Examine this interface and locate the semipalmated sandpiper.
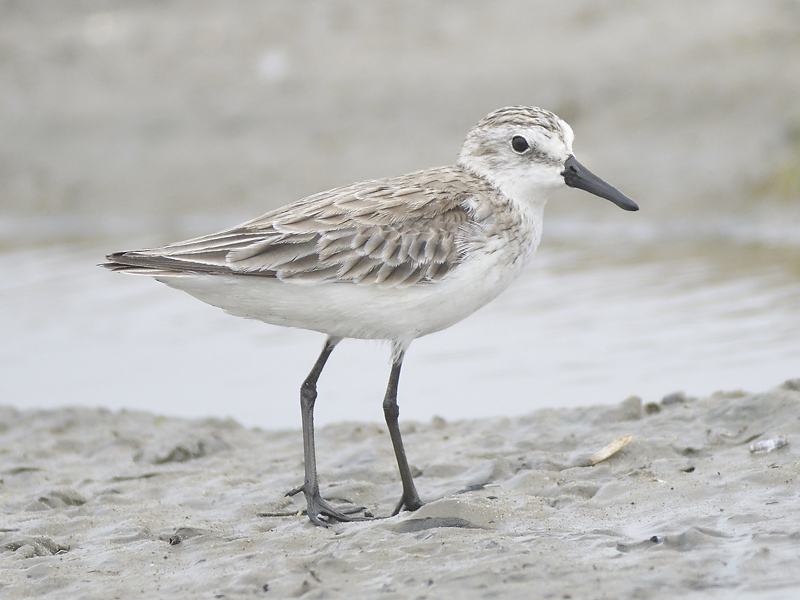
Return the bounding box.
[104,106,638,526]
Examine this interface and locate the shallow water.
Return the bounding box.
[2,213,798,430]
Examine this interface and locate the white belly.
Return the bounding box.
[156,241,533,345]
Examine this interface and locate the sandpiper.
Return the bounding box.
[103,106,638,526]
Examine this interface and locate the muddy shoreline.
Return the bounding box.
[2,381,799,598]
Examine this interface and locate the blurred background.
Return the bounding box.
[1,0,799,429]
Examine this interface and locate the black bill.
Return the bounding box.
[562,155,639,211]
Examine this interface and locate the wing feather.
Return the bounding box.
[104,166,501,288]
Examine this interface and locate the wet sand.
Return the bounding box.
[2,380,799,598]
[2,2,800,597]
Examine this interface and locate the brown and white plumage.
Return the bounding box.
[106,166,488,288]
[103,106,638,526]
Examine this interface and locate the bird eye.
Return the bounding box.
[511,136,530,153]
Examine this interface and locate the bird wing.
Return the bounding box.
[104,166,483,288]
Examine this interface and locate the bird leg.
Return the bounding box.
[382,350,424,515]
[287,336,368,526]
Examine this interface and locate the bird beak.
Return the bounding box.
[561,155,639,211]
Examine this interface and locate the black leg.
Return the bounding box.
[382,348,424,515]
[286,336,367,526]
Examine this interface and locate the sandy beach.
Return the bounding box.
[2,2,800,598]
[2,380,799,598]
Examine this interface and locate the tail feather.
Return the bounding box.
[101,250,232,276]
[100,250,278,278]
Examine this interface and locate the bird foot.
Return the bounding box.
[392,491,424,516]
[286,485,372,527]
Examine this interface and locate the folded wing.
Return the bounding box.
[104,167,477,289]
